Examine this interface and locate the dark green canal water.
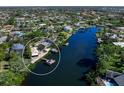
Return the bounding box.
[23,26,100,86]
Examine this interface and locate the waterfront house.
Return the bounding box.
[31,47,39,57]
[64,26,73,31]
[113,42,124,48]
[113,74,124,86]
[106,70,121,79]
[104,70,124,86]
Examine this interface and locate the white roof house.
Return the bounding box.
[113,42,124,47]
[64,26,73,31]
[31,47,39,57]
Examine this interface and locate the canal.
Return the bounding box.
[23,26,100,86]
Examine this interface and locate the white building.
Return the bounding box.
[31,47,39,57]
[113,42,124,48]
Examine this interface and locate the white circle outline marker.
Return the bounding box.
[22,37,61,76]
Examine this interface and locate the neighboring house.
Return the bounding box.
[11,31,25,37]
[105,23,113,27]
[106,70,124,86]
[41,40,52,47]
[106,70,121,79]
[111,29,119,33]
[0,36,7,44]
[110,34,118,39]
[64,26,73,31]
[113,42,124,47]
[114,74,124,86]
[12,43,25,53]
[2,25,14,33]
[39,23,46,27]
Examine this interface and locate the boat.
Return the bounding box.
[51,48,58,53]
[63,42,69,46]
[45,59,56,65]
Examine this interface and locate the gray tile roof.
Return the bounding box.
[106,70,121,78]
[114,74,124,86]
[12,43,25,50]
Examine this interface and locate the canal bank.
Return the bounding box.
[23,26,100,86]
